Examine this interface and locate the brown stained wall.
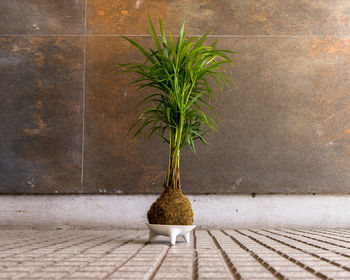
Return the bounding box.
[0,0,349,194]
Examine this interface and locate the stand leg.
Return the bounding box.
[148,230,157,243]
[169,231,178,245]
[183,232,190,243]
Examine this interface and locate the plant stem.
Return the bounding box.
[166,128,173,187]
[165,114,184,190]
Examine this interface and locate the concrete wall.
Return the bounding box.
[1,1,350,194]
[1,195,350,229]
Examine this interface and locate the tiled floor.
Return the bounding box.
[1,229,350,279]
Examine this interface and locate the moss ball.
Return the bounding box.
[147,188,193,225]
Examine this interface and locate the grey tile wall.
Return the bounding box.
[0,0,85,193]
[1,0,349,193]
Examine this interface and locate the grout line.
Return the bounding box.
[293,229,350,242]
[331,229,350,235]
[231,229,327,280]
[80,0,87,193]
[41,232,131,279]
[60,232,145,280]
[234,229,328,279]
[248,229,350,273]
[148,246,171,280]
[220,230,284,280]
[277,229,350,250]
[83,34,348,39]
[0,231,94,255]
[314,229,350,237]
[76,34,313,38]
[102,244,148,280]
[3,232,101,268]
[0,34,86,37]
[322,229,350,238]
[208,230,242,280]
[0,33,349,39]
[7,234,107,278]
[263,229,350,259]
[192,230,198,280]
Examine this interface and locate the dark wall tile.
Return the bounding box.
[1,1,349,194]
[87,0,345,36]
[183,37,350,193]
[0,36,84,193]
[0,0,85,35]
[85,35,350,194]
[181,37,350,194]
[84,36,168,194]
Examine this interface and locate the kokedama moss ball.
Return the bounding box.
[147,188,194,225]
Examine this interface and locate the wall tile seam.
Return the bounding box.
[80,0,87,193]
[0,34,86,37]
[87,34,350,38]
[0,34,349,39]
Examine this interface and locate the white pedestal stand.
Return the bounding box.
[146,224,197,245]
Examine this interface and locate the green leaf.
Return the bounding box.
[176,20,186,50]
[147,14,161,52]
[118,16,236,157]
[185,91,204,111]
[120,36,156,64]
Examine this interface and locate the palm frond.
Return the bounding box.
[118,16,236,153]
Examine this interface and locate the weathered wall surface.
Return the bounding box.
[0,0,85,194]
[0,0,349,194]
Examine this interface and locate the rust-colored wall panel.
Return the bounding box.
[1,0,350,194]
[87,0,348,36]
[181,37,350,194]
[0,36,84,193]
[84,36,168,194]
[85,36,350,194]
[0,0,85,35]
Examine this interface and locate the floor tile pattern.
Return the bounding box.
[1,229,350,279]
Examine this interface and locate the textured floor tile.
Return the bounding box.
[1,229,350,279]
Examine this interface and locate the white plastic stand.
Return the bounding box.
[146,224,196,245]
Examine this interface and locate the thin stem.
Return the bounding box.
[165,114,184,190]
[166,128,173,186]
[122,18,235,192]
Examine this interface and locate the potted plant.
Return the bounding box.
[118,16,235,244]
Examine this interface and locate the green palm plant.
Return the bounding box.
[118,16,235,225]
